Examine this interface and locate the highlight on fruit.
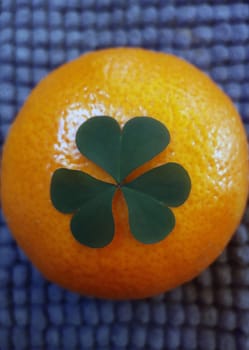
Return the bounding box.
[50,116,191,248]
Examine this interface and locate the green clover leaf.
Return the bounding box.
[50,116,191,248]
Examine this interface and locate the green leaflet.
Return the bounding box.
[76,116,169,182]
[50,116,191,248]
[126,163,191,207]
[71,187,116,248]
[122,187,175,244]
[50,169,116,247]
[50,168,114,213]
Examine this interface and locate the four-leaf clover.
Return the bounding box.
[50,116,191,248]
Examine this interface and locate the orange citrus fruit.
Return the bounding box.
[1,48,248,299]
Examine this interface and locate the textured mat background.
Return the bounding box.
[1,1,249,349]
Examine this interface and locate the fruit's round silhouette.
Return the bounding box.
[1,48,248,299]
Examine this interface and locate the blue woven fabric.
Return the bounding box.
[1,1,249,349]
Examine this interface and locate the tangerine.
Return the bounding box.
[1,48,248,299]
